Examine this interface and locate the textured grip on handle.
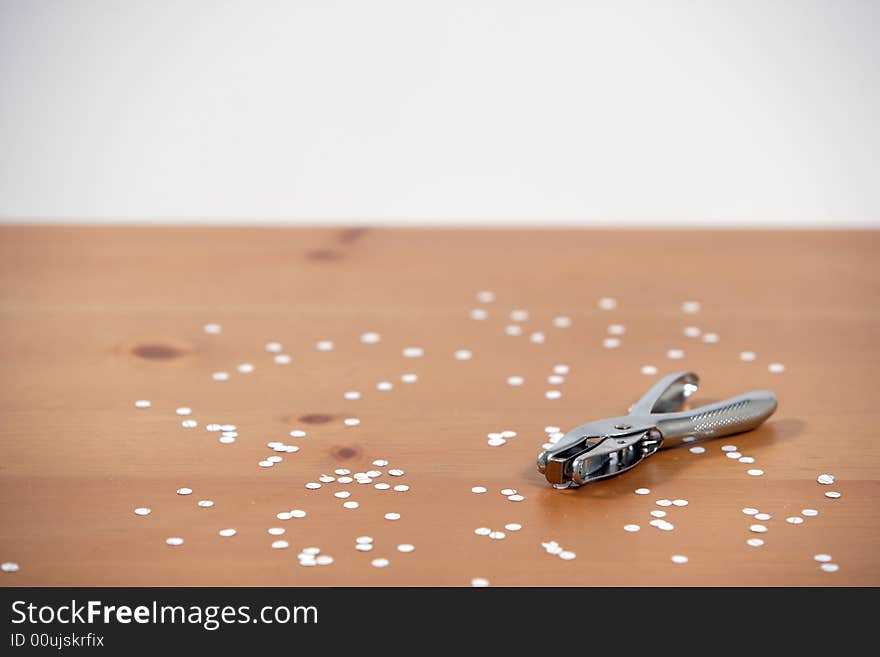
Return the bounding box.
[655,391,777,446]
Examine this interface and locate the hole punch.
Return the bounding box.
[537,371,777,487]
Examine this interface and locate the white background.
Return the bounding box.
[1,0,877,226]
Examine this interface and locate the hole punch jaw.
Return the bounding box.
[538,419,660,487]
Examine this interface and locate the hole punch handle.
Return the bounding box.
[629,371,700,416]
[655,391,778,447]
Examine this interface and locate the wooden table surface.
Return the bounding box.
[0,226,877,587]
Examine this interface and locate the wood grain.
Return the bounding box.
[0,226,877,586]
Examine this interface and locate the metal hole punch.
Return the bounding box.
[537,371,777,487]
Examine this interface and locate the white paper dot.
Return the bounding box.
[176,487,193,496]
[666,349,684,360]
[747,469,764,477]
[265,342,282,353]
[197,500,214,508]
[258,460,274,468]
[506,375,524,386]
[403,347,424,358]
[343,501,359,509]
[786,516,804,525]
[237,363,254,373]
[624,524,641,532]
[603,337,620,349]
[749,524,768,533]
[175,407,192,416]
[702,332,720,343]
[754,513,771,521]
[510,309,529,321]
[204,322,222,334]
[474,527,491,536]
[471,577,490,587]
[181,419,197,428]
[738,456,755,464]
[530,332,545,344]
[817,473,835,485]
[476,290,495,303]
[689,446,705,454]
[454,349,473,360]
[316,340,334,351]
[470,308,488,320]
[671,555,688,564]
[377,381,393,391]
[344,418,360,426]
[165,537,184,546]
[271,540,289,549]
[559,551,576,560]
[742,508,759,516]
[598,297,617,310]
[133,507,151,516]
[683,326,701,338]
[505,324,523,336]
[825,491,841,499]
[505,523,522,531]
[401,373,418,383]
[507,494,525,502]
[471,486,487,494]
[672,499,688,507]
[397,543,415,553]
[739,351,756,362]
[552,316,572,328]
[212,371,229,381]
[371,558,390,568]
[768,362,785,373]
[274,354,291,365]
[656,499,672,507]
[634,488,651,495]
[820,563,839,572]
[545,390,562,400]
[218,528,237,537]
[747,538,764,547]
[134,400,151,409]
[393,485,410,492]
[814,554,832,563]
[344,391,361,400]
[640,365,658,375]
[360,332,381,344]
[650,510,667,518]
[268,528,285,536]
[384,513,400,521]
[682,301,700,314]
